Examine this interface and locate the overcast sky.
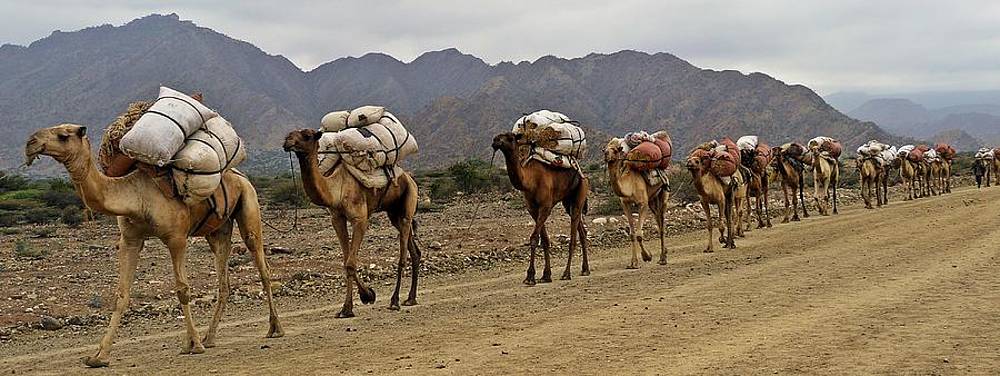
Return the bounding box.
[2,0,998,95]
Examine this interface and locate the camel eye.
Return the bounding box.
[58,134,70,142]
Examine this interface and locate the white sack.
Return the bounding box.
[318,112,418,172]
[898,145,916,158]
[171,117,246,204]
[344,163,405,189]
[976,148,995,159]
[528,146,579,170]
[347,106,385,128]
[513,110,572,133]
[539,122,587,158]
[736,136,758,151]
[120,86,218,166]
[808,136,835,150]
[321,111,350,132]
[316,131,344,174]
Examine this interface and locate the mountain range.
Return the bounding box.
[845,98,1000,149]
[1,13,901,175]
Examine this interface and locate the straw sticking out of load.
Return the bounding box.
[511,110,587,170]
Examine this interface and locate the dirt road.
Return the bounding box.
[4,186,1000,375]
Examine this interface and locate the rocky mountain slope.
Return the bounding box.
[1,13,900,173]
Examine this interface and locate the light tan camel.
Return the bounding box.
[856,157,883,209]
[283,129,420,315]
[802,151,840,215]
[930,160,947,195]
[770,146,809,222]
[917,160,936,197]
[899,158,920,200]
[604,139,669,268]
[24,124,283,367]
[685,149,746,252]
[492,133,590,284]
[993,155,1000,186]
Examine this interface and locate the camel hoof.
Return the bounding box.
[335,309,355,318]
[766,223,773,228]
[267,320,284,338]
[703,248,714,253]
[626,264,639,270]
[560,271,572,280]
[580,270,591,277]
[523,278,536,286]
[641,252,653,262]
[202,336,216,349]
[388,303,401,311]
[402,298,418,306]
[359,287,376,305]
[83,356,110,368]
[539,276,552,284]
[658,259,668,266]
[781,218,790,224]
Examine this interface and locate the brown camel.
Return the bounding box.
[492,133,590,284]
[283,129,420,315]
[803,150,840,215]
[604,138,669,268]
[993,153,1000,186]
[856,157,883,209]
[742,143,773,230]
[770,146,809,222]
[917,160,936,197]
[899,158,920,200]
[973,157,991,188]
[24,124,283,367]
[930,159,948,195]
[685,149,746,252]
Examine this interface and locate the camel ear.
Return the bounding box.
[311,130,324,141]
[77,127,87,137]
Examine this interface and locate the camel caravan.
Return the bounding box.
[21,89,988,367]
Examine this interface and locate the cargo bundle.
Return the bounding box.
[316,106,418,189]
[511,110,587,170]
[98,87,245,204]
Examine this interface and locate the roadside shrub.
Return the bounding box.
[0,173,32,193]
[23,207,61,225]
[60,207,84,227]
[591,196,622,216]
[0,189,43,201]
[13,240,46,259]
[668,170,700,205]
[266,180,307,208]
[429,178,459,201]
[447,159,507,194]
[40,187,82,208]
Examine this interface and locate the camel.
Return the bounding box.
[973,157,991,188]
[856,157,883,209]
[802,150,840,215]
[742,144,773,230]
[685,149,747,252]
[604,139,669,268]
[492,133,590,284]
[770,146,809,222]
[930,159,948,195]
[992,154,1000,186]
[283,129,420,315]
[24,124,283,367]
[899,158,920,200]
[918,160,937,197]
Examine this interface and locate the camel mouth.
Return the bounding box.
[23,138,45,167]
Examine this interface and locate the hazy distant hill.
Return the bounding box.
[1,13,901,174]
[928,129,982,151]
[846,97,1000,148]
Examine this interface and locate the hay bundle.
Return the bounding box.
[98,101,152,177]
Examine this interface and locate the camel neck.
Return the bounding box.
[500,146,526,191]
[606,161,627,197]
[295,150,334,206]
[62,143,135,216]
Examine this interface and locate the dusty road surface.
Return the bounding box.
[4,186,1000,375]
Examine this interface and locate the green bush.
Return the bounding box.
[0,173,33,194]
[0,211,21,228]
[13,240,46,259]
[40,188,82,208]
[23,207,61,225]
[0,199,43,211]
[447,159,507,193]
[60,207,84,227]
[0,189,44,201]
[429,178,459,200]
[267,180,307,208]
[592,196,622,216]
[668,170,700,205]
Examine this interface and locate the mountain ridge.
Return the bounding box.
[1,13,903,174]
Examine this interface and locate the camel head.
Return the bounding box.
[685,148,712,172]
[604,138,625,163]
[24,124,89,166]
[491,132,521,154]
[283,129,322,154]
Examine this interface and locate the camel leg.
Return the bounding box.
[781,182,792,223]
[523,201,545,286]
[203,223,234,348]
[331,214,357,318]
[832,162,840,214]
[386,212,412,310]
[578,208,591,276]
[83,222,142,368]
[539,225,553,283]
[654,192,668,265]
[348,217,377,307]
[723,188,736,249]
[637,202,653,263]
[799,173,810,218]
[763,177,773,227]
[702,200,714,253]
[561,204,579,280]
[234,195,284,337]
[164,235,206,355]
[622,200,640,269]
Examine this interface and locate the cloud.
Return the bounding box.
[1,0,998,94]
